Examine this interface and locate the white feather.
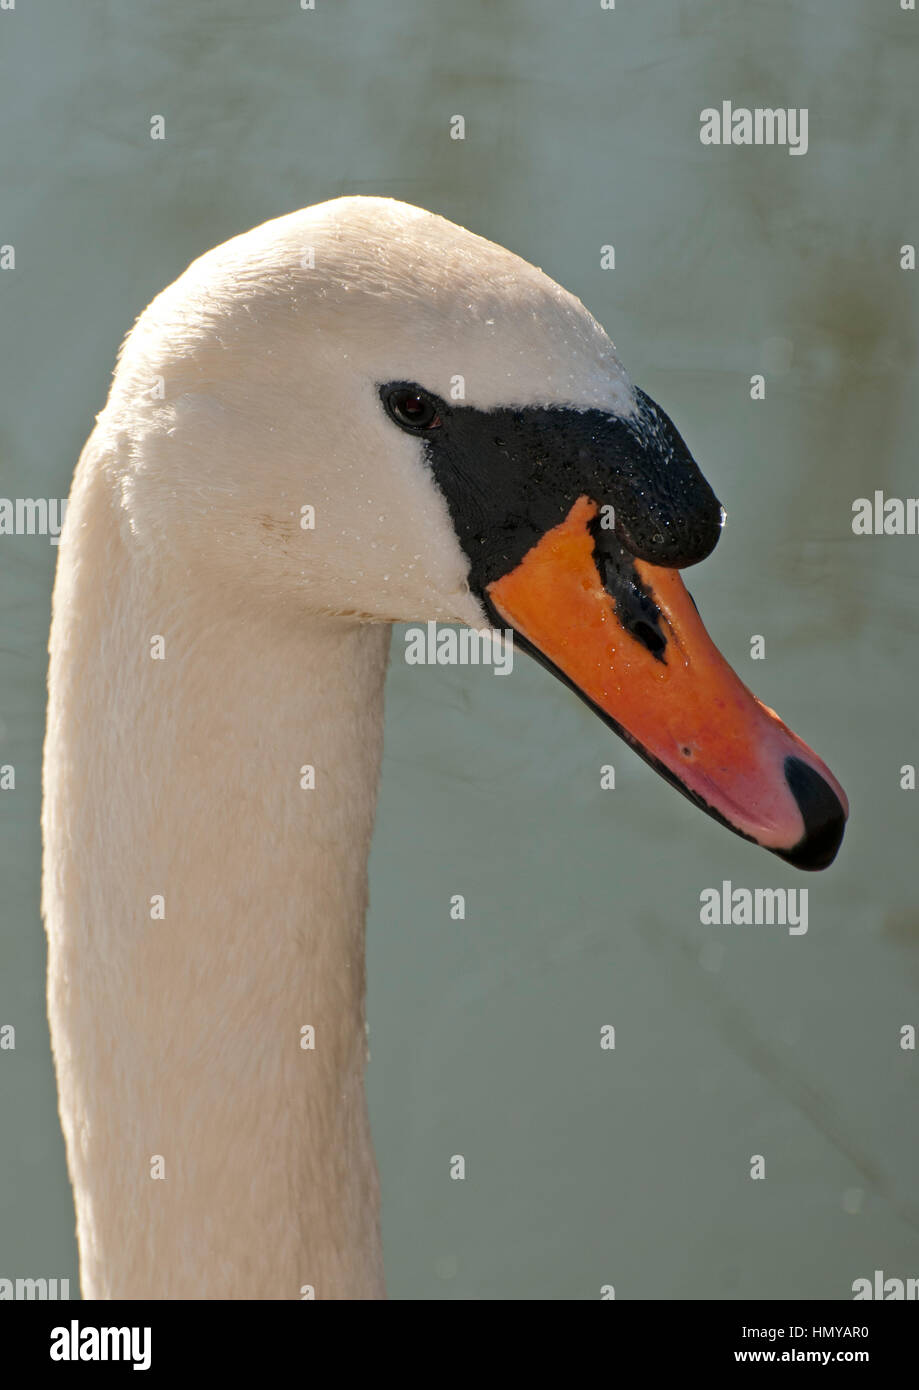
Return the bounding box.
[42,197,635,1298]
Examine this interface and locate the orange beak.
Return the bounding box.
[487,496,847,869]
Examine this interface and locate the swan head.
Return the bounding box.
[103,195,847,868]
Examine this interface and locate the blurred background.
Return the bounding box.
[1,0,917,1299]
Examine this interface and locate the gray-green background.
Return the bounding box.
[1,0,917,1299]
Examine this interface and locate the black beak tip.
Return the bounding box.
[774,755,847,871]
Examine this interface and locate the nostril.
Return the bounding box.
[776,756,847,871]
[631,619,666,659]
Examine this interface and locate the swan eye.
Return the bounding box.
[382,385,443,433]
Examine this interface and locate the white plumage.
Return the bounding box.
[42,197,639,1298]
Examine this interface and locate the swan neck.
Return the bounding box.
[44,471,391,1298]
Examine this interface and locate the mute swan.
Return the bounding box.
[42,196,847,1300]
